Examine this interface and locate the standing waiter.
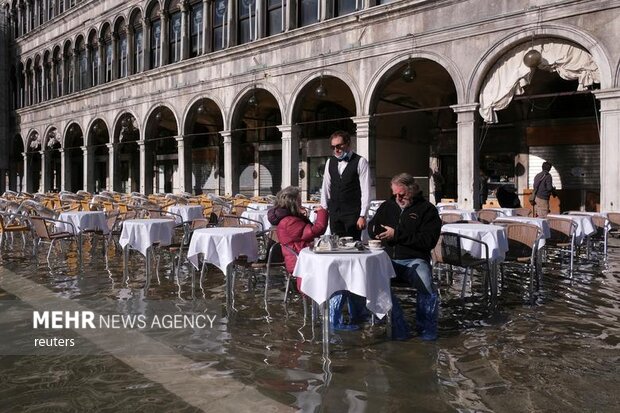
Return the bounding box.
[320,130,371,328]
[320,130,371,239]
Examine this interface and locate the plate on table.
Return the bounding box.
[368,246,384,251]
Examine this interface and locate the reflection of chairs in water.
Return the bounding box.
[433,232,491,299]
[546,217,577,274]
[496,223,542,296]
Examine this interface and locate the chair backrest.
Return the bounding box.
[439,232,464,266]
[514,207,532,217]
[590,215,608,238]
[441,212,462,224]
[504,223,541,261]
[439,204,457,210]
[28,216,52,240]
[478,210,499,224]
[547,218,577,243]
[607,212,620,229]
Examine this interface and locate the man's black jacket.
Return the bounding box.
[368,193,442,262]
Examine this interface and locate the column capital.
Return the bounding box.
[220,130,232,143]
[175,135,185,143]
[351,115,372,125]
[594,88,620,111]
[106,143,115,150]
[277,124,300,137]
[450,103,479,114]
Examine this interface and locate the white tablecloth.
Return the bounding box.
[118,218,176,256]
[494,216,550,248]
[167,205,204,224]
[484,207,517,217]
[442,223,509,261]
[567,211,610,230]
[440,209,478,221]
[293,247,395,319]
[186,227,259,273]
[547,214,596,244]
[57,211,109,235]
[247,202,272,211]
[240,210,272,231]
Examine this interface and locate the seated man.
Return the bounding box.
[368,173,442,340]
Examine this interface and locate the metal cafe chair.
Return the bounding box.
[0,211,31,251]
[28,215,79,263]
[497,223,542,296]
[608,212,620,238]
[589,215,610,257]
[545,217,578,274]
[435,232,492,299]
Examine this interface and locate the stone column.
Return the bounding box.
[22,152,29,192]
[352,115,373,198]
[25,1,31,32]
[40,150,48,192]
[226,0,235,47]
[278,124,300,189]
[107,143,116,191]
[175,136,191,193]
[180,0,190,60]
[139,140,148,194]
[83,146,93,192]
[594,88,620,212]
[451,103,479,210]
[221,130,234,196]
[60,148,67,191]
[160,11,169,66]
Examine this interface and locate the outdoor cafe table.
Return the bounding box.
[494,216,551,248]
[247,202,271,211]
[118,218,177,288]
[293,247,395,352]
[186,227,259,305]
[547,214,596,245]
[167,205,204,225]
[483,207,518,217]
[240,209,272,231]
[441,223,509,298]
[57,211,109,263]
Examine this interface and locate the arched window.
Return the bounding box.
[64,44,74,94]
[150,6,162,69]
[48,0,54,20]
[238,0,257,45]
[43,54,52,100]
[266,0,285,36]
[38,0,44,25]
[212,0,226,51]
[189,1,203,57]
[299,0,319,27]
[88,32,99,87]
[102,26,113,82]
[35,58,43,103]
[168,9,182,64]
[334,0,356,17]
[130,11,144,74]
[25,60,33,105]
[53,48,63,97]
[76,37,88,90]
[117,20,128,78]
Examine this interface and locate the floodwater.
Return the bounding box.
[0,236,619,412]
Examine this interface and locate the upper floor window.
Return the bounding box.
[190,3,203,57]
[118,26,128,78]
[77,46,88,90]
[267,0,285,36]
[212,0,227,51]
[335,0,357,17]
[169,11,182,64]
[134,28,144,73]
[238,0,257,45]
[151,20,161,68]
[299,0,319,27]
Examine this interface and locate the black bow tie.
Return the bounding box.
[338,156,350,162]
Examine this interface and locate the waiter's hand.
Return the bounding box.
[356,217,366,230]
[377,225,395,240]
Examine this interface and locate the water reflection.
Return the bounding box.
[0,237,619,411]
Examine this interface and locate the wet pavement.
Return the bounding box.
[0,236,619,412]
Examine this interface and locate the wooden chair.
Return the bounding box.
[513,207,532,217]
[477,209,500,224]
[440,212,464,225]
[589,215,609,257]
[608,212,620,238]
[546,217,578,274]
[0,211,31,251]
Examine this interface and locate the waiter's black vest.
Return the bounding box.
[327,153,361,216]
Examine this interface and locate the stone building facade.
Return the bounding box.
[2,0,620,211]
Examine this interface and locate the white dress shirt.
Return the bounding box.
[320,152,371,217]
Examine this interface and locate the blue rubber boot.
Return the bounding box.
[416,291,439,341]
[348,293,370,324]
[329,292,359,331]
[390,294,411,341]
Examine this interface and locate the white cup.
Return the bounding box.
[368,240,382,249]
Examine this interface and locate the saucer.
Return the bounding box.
[368,246,384,250]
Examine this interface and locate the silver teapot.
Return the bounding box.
[315,234,339,251]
